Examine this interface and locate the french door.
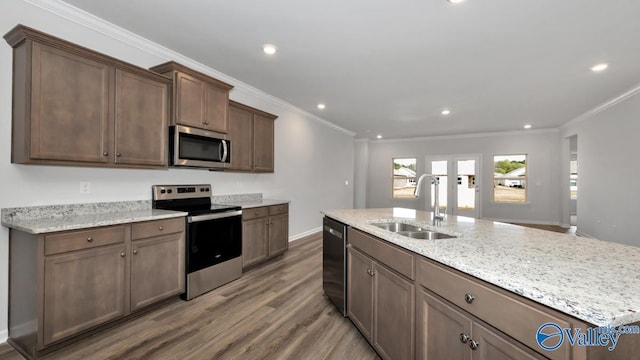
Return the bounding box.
[424,155,481,218]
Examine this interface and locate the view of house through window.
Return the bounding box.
[493,155,527,203]
[393,158,417,198]
[570,160,578,200]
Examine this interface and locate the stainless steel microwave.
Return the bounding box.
[170,125,231,169]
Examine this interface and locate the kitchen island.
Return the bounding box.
[322,208,640,360]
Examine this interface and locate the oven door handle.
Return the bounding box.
[188,210,243,223]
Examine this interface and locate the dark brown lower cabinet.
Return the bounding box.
[43,243,127,346]
[416,288,544,360]
[8,217,185,359]
[347,246,415,360]
[241,204,289,270]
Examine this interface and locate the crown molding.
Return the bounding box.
[562,83,640,129]
[367,127,559,144]
[23,0,356,137]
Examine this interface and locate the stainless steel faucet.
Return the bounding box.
[414,174,444,220]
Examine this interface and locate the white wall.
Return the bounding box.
[0,0,354,341]
[364,130,563,224]
[562,89,640,246]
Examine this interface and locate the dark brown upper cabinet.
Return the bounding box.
[4,25,170,169]
[149,61,233,134]
[228,100,277,173]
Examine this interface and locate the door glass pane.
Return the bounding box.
[431,161,447,210]
[457,160,476,211]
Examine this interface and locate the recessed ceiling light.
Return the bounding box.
[448,0,465,4]
[263,44,277,55]
[590,63,608,72]
[441,109,451,115]
[377,135,382,139]
[524,124,532,129]
[317,103,326,110]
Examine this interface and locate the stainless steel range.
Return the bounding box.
[152,184,242,300]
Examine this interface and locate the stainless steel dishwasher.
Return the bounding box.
[322,216,348,316]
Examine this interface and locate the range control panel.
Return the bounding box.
[152,184,211,201]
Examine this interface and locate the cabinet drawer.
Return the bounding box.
[348,228,414,280]
[269,203,288,215]
[131,217,185,240]
[416,258,572,360]
[45,226,126,255]
[243,206,269,220]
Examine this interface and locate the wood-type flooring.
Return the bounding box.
[0,232,379,360]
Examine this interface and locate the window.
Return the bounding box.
[570,160,578,200]
[393,158,417,198]
[493,154,527,203]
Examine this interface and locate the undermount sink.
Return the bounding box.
[397,230,456,240]
[370,222,457,240]
[370,222,425,232]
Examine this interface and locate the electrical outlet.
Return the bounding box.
[80,182,91,194]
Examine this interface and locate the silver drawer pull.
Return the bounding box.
[464,293,475,304]
[86,237,93,242]
[133,249,138,255]
[459,333,469,344]
[469,339,479,350]
[158,226,164,231]
[120,252,126,257]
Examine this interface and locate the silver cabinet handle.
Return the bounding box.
[86,237,93,242]
[120,252,126,257]
[159,226,164,231]
[459,333,469,344]
[133,249,138,255]
[116,153,121,157]
[465,293,475,304]
[103,151,108,156]
[469,339,479,350]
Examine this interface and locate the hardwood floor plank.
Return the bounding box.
[0,232,379,360]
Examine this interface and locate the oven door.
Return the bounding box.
[186,211,242,274]
[171,125,231,168]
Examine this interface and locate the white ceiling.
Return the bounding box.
[62,0,640,139]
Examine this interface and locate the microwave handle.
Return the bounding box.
[222,140,228,162]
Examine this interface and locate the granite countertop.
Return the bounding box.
[2,201,187,234]
[322,207,640,327]
[211,193,289,209]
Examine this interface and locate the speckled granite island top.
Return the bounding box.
[321,208,640,327]
[2,201,187,234]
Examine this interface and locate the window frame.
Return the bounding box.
[392,157,417,199]
[492,154,528,204]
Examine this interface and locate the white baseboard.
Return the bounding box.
[482,218,562,226]
[575,230,593,238]
[0,328,7,344]
[289,227,322,242]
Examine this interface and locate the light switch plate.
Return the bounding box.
[80,182,91,194]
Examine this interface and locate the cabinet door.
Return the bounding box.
[114,69,169,166]
[30,43,110,163]
[130,233,185,311]
[373,263,415,360]
[204,83,229,133]
[472,322,546,360]
[43,244,127,346]
[242,217,269,269]
[228,104,254,171]
[347,247,373,340]
[253,114,274,172]
[416,288,472,360]
[174,72,205,128]
[268,213,289,257]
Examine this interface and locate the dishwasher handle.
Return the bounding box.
[324,225,343,240]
